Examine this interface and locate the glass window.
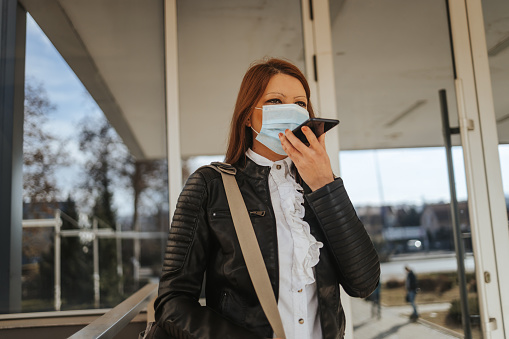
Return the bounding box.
[20,14,168,312]
[330,0,481,337]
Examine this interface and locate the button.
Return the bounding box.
[297,289,303,293]
[276,164,282,170]
[298,318,304,324]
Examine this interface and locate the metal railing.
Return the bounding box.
[22,210,166,310]
[69,283,158,339]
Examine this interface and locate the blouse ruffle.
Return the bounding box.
[277,178,323,292]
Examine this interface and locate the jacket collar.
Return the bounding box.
[233,152,312,194]
[234,154,271,181]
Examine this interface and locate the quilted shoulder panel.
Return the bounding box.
[162,170,209,274]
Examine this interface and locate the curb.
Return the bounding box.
[388,252,473,262]
[417,317,464,338]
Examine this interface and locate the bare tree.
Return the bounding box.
[78,116,134,216]
[78,116,134,305]
[78,114,169,295]
[23,80,67,205]
[131,159,168,231]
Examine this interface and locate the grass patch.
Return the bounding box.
[381,271,476,307]
[381,284,461,307]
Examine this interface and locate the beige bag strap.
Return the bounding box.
[219,170,287,339]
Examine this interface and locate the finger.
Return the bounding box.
[318,132,326,149]
[301,126,321,149]
[284,128,309,154]
[278,133,300,160]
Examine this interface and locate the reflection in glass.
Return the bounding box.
[21,17,169,312]
[330,0,481,337]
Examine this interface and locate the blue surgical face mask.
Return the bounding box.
[251,103,309,155]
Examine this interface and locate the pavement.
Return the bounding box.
[351,297,461,339]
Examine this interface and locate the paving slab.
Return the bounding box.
[351,297,460,339]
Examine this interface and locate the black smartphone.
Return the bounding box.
[292,118,340,144]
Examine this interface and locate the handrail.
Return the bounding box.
[69,283,158,339]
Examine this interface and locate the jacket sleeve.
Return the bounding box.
[304,177,380,298]
[154,170,263,339]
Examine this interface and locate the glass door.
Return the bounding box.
[480,0,509,225]
[328,0,481,337]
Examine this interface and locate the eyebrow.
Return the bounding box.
[265,92,307,99]
[266,92,286,97]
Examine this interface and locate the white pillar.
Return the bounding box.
[116,222,124,295]
[448,0,508,337]
[164,0,182,223]
[301,0,351,337]
[301,0,340,174]
[134,233,140,289]
[93,218,100,309]
[54,210,62,311]
[464,1,509,335]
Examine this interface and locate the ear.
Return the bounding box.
[246,117,251,127]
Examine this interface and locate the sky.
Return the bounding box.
[25,15,509,215]
[25,15,135,216]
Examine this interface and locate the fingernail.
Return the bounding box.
[278,133,283,138]
[303,126,309,131]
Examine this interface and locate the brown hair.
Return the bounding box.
[224,58,316,165]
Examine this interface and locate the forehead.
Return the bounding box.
[264,73,306,96]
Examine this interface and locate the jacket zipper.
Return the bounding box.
[219,290,228,312]
[212,210,266,218]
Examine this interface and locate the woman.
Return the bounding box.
[153,58,380,339]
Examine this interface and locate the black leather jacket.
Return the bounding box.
[154,158,380,339]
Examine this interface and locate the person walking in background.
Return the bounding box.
[405,265,419,321]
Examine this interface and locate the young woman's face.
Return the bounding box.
[248,73,308,160]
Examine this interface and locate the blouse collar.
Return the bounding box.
[246,148,293,169]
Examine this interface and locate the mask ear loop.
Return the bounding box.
[250,106,263,135]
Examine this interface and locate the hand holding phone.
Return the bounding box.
[292,118,339,144]
[281,118,338,191]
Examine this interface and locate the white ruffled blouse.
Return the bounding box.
[246,149,323,339]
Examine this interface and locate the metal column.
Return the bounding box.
[93,218,100,309]
[54,210,62,311]
[439,89,472,339]
[0,0,26,314]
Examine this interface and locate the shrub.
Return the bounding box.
[468,278,477,293]
[447,296,480,325]
[385,279,404,289]
[436,274,454,294]
[416,277,435,292]
[418,274,453,294]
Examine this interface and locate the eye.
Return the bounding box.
[265,98,282,105]
[295,101,307,108]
